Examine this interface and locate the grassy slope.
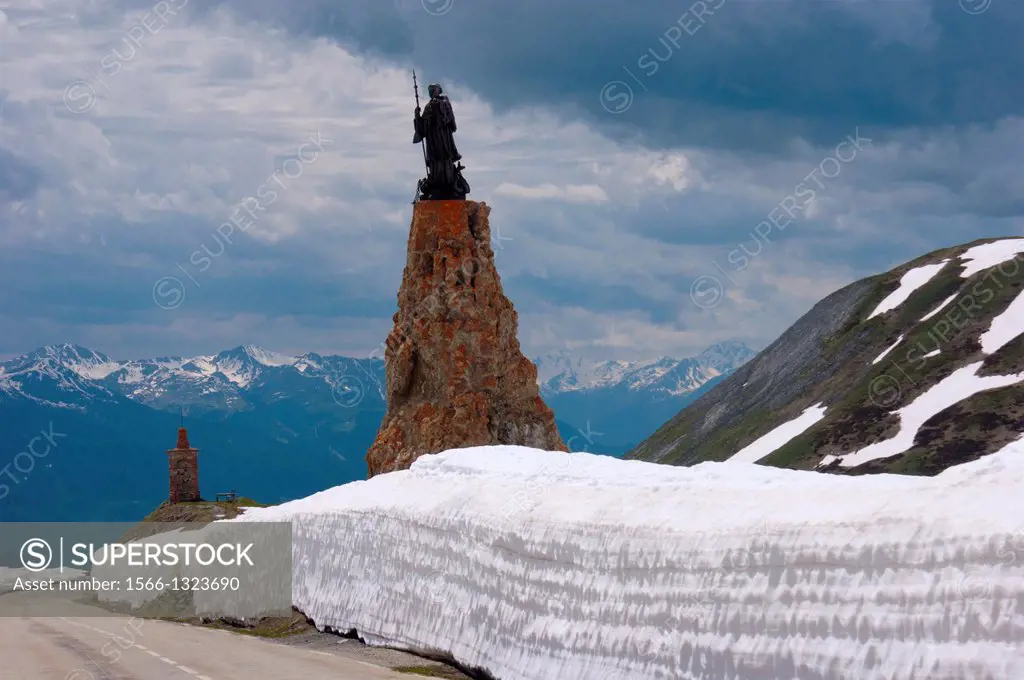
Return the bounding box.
[630,238,1024,474]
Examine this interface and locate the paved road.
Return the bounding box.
[0,609,412,680]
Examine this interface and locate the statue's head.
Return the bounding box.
[428,83,443,98]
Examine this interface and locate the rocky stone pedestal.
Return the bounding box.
[366,200,566,477]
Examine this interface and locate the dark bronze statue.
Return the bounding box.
[413,74,470,201]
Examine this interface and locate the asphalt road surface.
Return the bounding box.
[0,610,417,680]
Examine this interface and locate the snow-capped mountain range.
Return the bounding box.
[535,340,756,397]
[1,340,756,414]
[0,344,384,414]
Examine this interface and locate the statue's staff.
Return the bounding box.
[413,70,427,171]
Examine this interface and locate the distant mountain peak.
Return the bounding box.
[534,341,757,398]
[16,344,118,381]
[697,340,758,373]
[0,343,119,404]
[31,342,110,362]
[216,345,299,368]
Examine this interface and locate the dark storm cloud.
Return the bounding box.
[614,195,785,247]
[179,0,1024,152]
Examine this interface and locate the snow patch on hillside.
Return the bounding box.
[959,238,1024,278]
[871,334,904,365]
[228,442,1024,680]
[980,288,1024,355]
[113,364,147,385]
[68,358,121,380]
[294,356,322,373]
[920,292,959,322]
[868,260,949,319]
[185,356,218,376]
[834,362,1024,468]
[215,357,256,387]
[726,403,827,464]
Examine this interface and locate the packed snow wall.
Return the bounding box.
[234,443,1024,680]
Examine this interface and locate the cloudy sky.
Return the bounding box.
[0,0,1021,361]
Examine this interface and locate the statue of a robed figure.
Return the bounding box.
[413,75,470,201]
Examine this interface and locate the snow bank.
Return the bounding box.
[233,443,1024,680]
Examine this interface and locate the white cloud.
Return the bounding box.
[493,182,608,204]
[645,153,701,192]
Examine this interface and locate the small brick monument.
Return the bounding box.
[167,426,200,504]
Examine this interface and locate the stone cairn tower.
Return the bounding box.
[167,427,200,504]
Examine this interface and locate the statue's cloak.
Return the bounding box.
[414,95,461,164]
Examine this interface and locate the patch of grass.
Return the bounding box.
[202,611,312,638]
[141,497,266,522]
[639,407,707,465]
[758,429,821,469]
[122,498,267,542]
[819,276,891,358]
[392,666,466,679]
[158,609,314,638]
